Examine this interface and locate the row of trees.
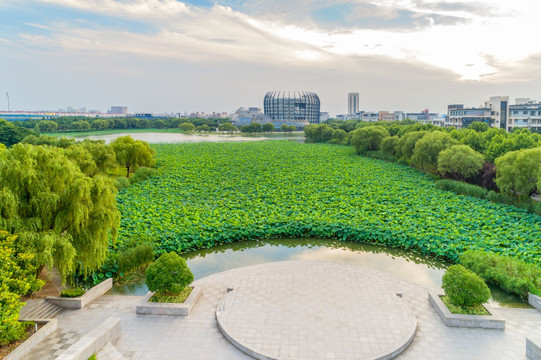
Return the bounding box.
[305,121,541,200]
[17,117,229,134]
[178,121,296,134]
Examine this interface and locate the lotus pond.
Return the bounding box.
[117,141,541,265]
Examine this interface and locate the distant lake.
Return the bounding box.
[68,132,304,144]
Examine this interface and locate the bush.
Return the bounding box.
[129,167,158,185]
[441,265,490,307]
[118,243,155,273]
[435,180,488,199]
[60,287,86,298]
[146,252,194,295]
[461,250,541,299]
[116,176,130,190]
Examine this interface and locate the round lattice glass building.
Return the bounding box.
[264,91,320,126]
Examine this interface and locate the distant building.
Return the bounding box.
[445,96,509,130]
[231,107,271,126]
[508,100,541,132]
[320,112,330,122]
[348,93,359,115]
[110,106,128,115]
[264,91,320,127]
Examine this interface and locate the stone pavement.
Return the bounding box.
[21,260,541,359]
[216,262,417,360]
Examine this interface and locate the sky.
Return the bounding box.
[1,0,541,115]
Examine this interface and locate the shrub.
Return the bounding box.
[116,176,130,190]
[461,250,541,299]
[441,265,490,307]
[129,167,158,185]
[435,180,488,199]
[146,252,194,295]
[118,243,155,273]
[60,288,86,298]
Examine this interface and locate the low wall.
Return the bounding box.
[5,319,57,360]
[136,286,202,316]
[529,293,541,312]
[46,278,112,309]
[428,292,505,330]
[56,317,121,360]
[527,335,541,360]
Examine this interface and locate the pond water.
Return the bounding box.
[108,238,528,308]
[70,132,304,144]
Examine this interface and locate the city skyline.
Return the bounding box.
[1,0,541,115]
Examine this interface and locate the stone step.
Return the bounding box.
[97,342,128,360]
[19,299,63,320]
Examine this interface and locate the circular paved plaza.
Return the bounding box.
[216,261,417,360]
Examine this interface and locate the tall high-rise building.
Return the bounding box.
[348,93,359,115]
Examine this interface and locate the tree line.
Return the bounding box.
[305,121,541,209]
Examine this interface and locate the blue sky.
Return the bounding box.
[1,0,540,115]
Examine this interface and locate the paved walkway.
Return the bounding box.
[21,260,541,359]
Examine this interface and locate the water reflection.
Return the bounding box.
[108,238,528,307]
[70,132,304,144]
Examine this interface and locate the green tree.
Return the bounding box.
[21,135,76,148]
[437,145,484,180]
[64,145,98,177]
[411,131,458,170]
[495,147,541,198]
[79,140,117,174]
[178,123,196,132]
[241,123,262,133]
[381,136,399,157]
[91,119,109,131]
[287,125,296,132]
[0,145,120,279]
[468,121,489,132]
[331,129,347,143]
[196,124,210,132]
[262,123,275,133]
[304,124,333,143]
[34,120,58,133]
[396,131,427,160]
[217,122,237,133]
[0,231,43,345]
[110,136,155,178]
[0,119,35,147]
[70,120,91,131]
[153,120,166,129]
[350,126,390,153]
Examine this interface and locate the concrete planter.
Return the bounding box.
[529,293,541,311]
[136,286,202,316]
[46,278,112,309]
[5,319,57,360]
[428,291,505,329]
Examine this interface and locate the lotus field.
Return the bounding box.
[117,141,541,265]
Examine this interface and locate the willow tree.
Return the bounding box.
[110,136,155,177]
[0,144,120,279]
